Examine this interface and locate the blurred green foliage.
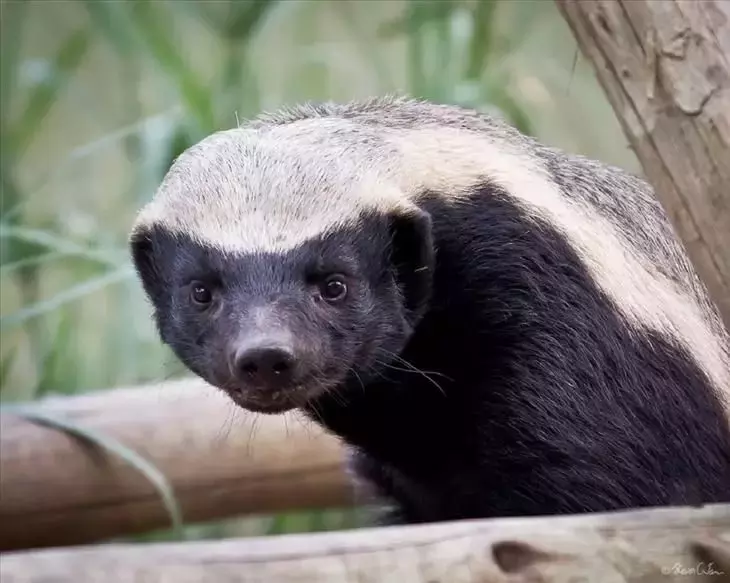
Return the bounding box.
[0,0,638,541]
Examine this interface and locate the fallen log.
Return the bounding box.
[0,378,351,551]
[1,503,728,582]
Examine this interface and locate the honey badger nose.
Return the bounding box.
[231,343,297,390]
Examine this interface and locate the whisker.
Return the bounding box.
[314,374,348,407]
[306,398,325,425]
[293,411,315,438]
[350,368,366,393]
[213,404,237,444]
[374,350,449,397]
[381,350,453,381]
[245,414,260,457]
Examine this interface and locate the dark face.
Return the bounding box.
[130,209,434,413]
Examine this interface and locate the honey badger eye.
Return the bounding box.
[191,282,212,305]
[321,275,347,301]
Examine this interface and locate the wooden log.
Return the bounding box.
[0,378,351,551]
[554,0,730,331]
[1,503,728,582]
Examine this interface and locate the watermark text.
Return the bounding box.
[662,562,726,577]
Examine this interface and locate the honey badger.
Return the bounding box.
[130,97,730,523]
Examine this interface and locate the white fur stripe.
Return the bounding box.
[390,128,730,403]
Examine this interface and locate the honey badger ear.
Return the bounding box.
[129,224,166,306]
[388,207,434,324]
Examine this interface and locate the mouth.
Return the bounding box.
[204,360,350,415]
[229,393,295,414]
[219,381,329,415]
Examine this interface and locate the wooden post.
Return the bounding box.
[1,503,728,582]
[0,378,351,551]
[555,0,730,330]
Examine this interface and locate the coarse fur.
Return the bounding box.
[130,96,730,523]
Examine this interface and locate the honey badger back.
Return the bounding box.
[131,97,730,523]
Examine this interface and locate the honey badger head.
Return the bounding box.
[129,122,434,413]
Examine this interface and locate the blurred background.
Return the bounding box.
[0,0,639,541]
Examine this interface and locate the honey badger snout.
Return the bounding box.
[229,340,298,390]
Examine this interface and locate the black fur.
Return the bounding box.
[308,185,730,522]
[132,181,730,523]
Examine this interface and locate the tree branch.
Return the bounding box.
[1,503,728,582]
[0,379,351,551]
[555,0,730,331]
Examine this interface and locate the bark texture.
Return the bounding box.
[1,503,728,583]
[555,0,730,330]
[0,378,351,551]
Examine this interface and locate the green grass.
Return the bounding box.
[0,0,637,541]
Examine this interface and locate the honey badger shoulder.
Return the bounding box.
[131,97,730,523]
